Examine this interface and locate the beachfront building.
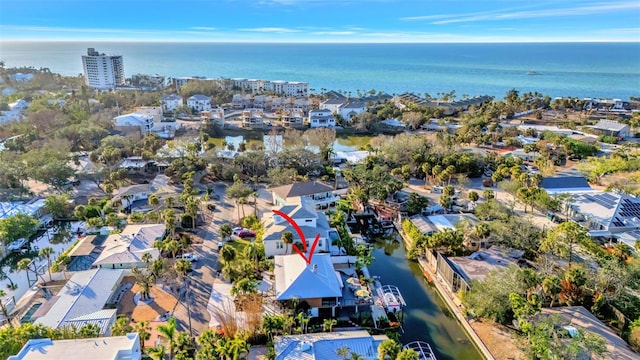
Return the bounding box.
[92,224,166,269]
[309,109,336,128]
[200,107,225,127]
[9,333,141,360]
[186,94,212,112]
[232,78,309,97]
[262,198,332,257]
[129,73,165,91]
[161,94,183,113]
[81,48,125,90]
[33,268,124,336]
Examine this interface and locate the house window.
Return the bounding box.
[276,242,283,249]
[321,298,337,307]
[318,240,322,248]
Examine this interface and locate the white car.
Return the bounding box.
[180,253,199,262]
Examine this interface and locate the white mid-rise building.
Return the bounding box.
[81,48,125,90]
[232,78,309,97]
[161,94,183,112]
[187,94,212,112]
[309,109,336,128]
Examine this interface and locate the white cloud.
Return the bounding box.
[403,1,640,24]
[311,31,356,35]
[238,27,301,33]
[190,26,216,31]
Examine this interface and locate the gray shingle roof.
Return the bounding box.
[540,176,591,190]
[271,181,334,199]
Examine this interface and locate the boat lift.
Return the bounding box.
[404,341,437,360]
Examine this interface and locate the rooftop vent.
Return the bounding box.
[312,264,318,272]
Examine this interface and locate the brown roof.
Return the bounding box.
[271,181,334,199]
[541,306,638,360]
[68,235,97,257]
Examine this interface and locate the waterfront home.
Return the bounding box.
[274,330,389,360]
[319,97,345,113]
[111,184,151,210]
[186,94,212,112]
[408,213,478,236]
[589,119,630,138]
[262,198,332,257]
[232,93,253,109]
[134,106,163,124]
[446,246,524,288]
[274,254,342,315]
[92,224,165,269]
[280,108,304,128]
[337,101,367,122]
[33,268,124,336]
[540,307,638,360]
[113,113,153,136]
[9,333,141,360]
[271,180,338,209]
[308,109,336,128]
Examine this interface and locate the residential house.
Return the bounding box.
[186,94,212,112]
[566,191,640,247]
[281,108,304,128]
[337,101,367,122]
[308,109,336,128]
[161,94,183,113]
[408,214,478,236]
[540,307,637,360]
[589,119,630,138]
[293,97,313,112]
[271,97,294,111]
[231,94,253,109]
[111,184,151,210]
[241,109,264,128]
[200,107,225,127]
[92,224,166,269]
[9,333,141,360]
[271,181,339,209]
[319,98,345,113]
[33,268,124,336]
[274,330,389,360]
[134,106,163,124]
[539,176,594,195]
[444,246,524,291]
[113,113,153,136]
[274,254,342,314]
[130,73,165,91]
[262,198,333,257]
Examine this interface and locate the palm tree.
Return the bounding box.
[0,289,13,328]
[219,223,232,241]
[157,317,177,360]
[166,239,182,259]
[38,246,55,282]
[322,318,337,332]
[148,194,160,209]
[148,345,166,360]
[473,223,490,249]
[17,258,46,286]
[135,320,152,351]
[377,339,401,360]
[281,231,294,255]
[142,252,153,265]
[243,242,263,273]
[111,315,133,336]
[174,259,192,279]
[230,277,259,298]
[220,245,237,264]
[337,346,351,360]
[162,209,177,239]
[396,349,419,360]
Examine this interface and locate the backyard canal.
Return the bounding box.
[368,237,483,360]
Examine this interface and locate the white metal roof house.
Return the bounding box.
[113,113,153,136]
[161,94,183,112]
[33,268,124,335]
[589,119,630,138]
[9,333,141,360]
[187,94,212,112]
[93,224,165,269]
[262,198,333,258]
[274,254,343,314]
[274,330,388,360]
[337,101,366,122]
[308,109,336,128]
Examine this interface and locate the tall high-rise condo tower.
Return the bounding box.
[81,48,125,90]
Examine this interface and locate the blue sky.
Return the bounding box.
[1,0,639,42]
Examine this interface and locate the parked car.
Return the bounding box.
[232,227,244,236]
[180,253,199,262]
[237,229,256,239]
[217,241,224,250]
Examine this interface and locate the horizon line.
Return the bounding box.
[1,39,639,44]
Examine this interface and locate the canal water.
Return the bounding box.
[367,237,482,360]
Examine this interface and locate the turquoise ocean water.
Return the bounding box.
[1,42,639,99]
